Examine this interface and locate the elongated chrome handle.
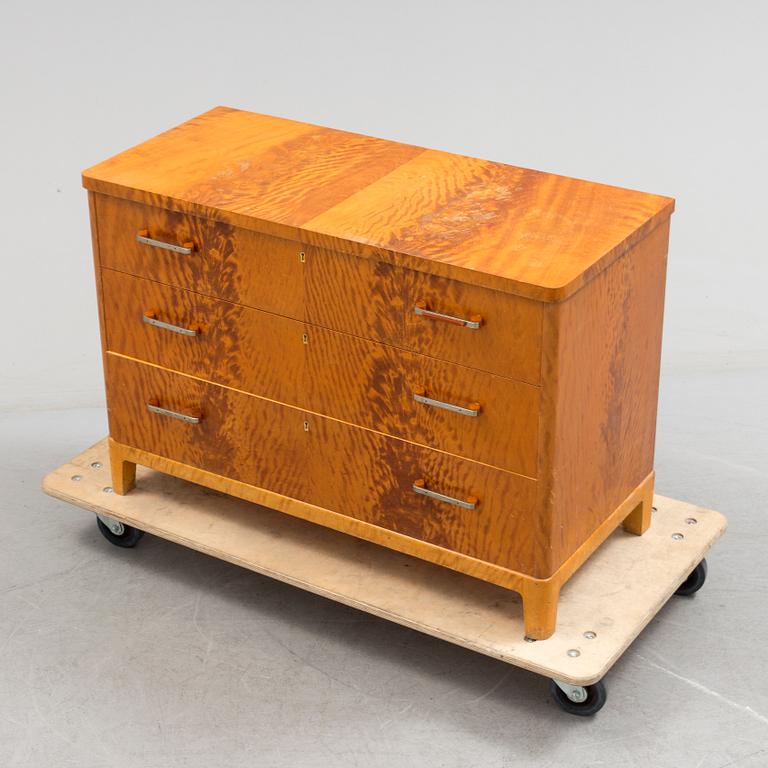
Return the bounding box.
[414,301,482,329]
[412,479,478,510]
[137,229,194,255]
[146,401,201,424]
[412,387,480,417]
[143,311,200,337]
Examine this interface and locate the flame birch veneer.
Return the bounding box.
[83,107,675,639]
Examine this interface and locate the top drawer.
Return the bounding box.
[94,194,403,344]
[403,270,542,384]
[94,194,541,382]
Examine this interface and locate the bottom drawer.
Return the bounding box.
[105,354,542,574]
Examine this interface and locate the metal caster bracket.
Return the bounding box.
[97,514,125,536]
[553,679,588,703]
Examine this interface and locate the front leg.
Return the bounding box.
[108,438,136,495]
[521,579,561,641]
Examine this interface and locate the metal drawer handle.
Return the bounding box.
[146,400,201,424]
[412,479,478,510]
[414,301,482,329]
[137,229,194,255]
[143,311,200,337]
[412,387,480,417]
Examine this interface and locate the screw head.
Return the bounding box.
[91,461,102,469]
[103,486,114,494]
[524,636,537,643]
[671,532,684,541]
[652,506,658,512]
[568,687,588,703]
[583,631,597,640]
[102,518,124,536]
[567,649,581,658]
[685,517,698,525]
[71,474,82,481]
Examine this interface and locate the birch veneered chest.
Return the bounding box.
[83,106,674,639]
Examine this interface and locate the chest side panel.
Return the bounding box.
[543,220,670,572]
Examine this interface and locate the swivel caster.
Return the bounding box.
[675,558,708,596]
[550,679,607,716]
[96,515,144,548]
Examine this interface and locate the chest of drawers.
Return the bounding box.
[83,107,674,639]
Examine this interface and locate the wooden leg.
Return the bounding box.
[521,580,560,640]
[108,438,136,495]
[623,473,654,536]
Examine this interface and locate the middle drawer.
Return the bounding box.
[101,269,540,476]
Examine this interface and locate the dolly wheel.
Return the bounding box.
[96,515,145,548]
[675,559,708,596]
[550,679,607,716]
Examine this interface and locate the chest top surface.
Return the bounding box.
[83,106,674,301]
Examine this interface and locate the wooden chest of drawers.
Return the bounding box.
[83,107,674,639]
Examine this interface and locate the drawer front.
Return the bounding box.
[106,355,541,573]
[95,194,403,344]
[95,195,542,382]
[102,270,539,475]
[404,270,542,384]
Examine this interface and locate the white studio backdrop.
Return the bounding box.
[0,0,765,418]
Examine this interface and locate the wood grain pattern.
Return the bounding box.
[83,106,674,301]
[87,192,109,372]
[403,269,542,384]
[96,193,541,381]
[303,243,404,346]
[539,220,670,570]
[96,193,402,345]
[84,107,676,638]
[96,193,305,321]
[101,269,540,475]
[105,354,544,574]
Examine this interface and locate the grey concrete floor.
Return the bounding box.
[1,368,766,768]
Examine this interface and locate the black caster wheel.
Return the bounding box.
[675,558,708,596]
[96,516,145,548]
[549,679,607,716]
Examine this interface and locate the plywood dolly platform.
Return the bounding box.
[43,440,727,716]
